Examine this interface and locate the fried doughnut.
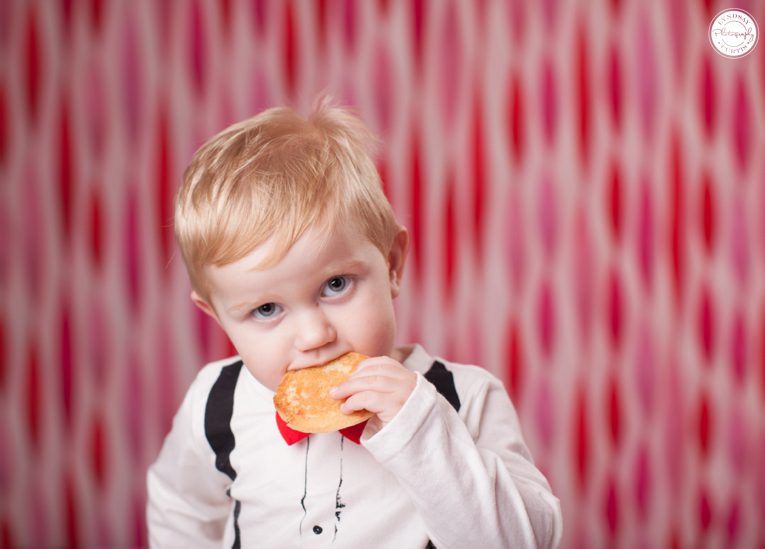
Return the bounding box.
[273,352,373,433]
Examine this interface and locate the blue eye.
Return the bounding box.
[252,303,282,320]
[322,276,350,297]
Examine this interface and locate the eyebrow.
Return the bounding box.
[228,300,259,314]
[324,258,368,275]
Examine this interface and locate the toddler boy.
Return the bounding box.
[147,100,562,548]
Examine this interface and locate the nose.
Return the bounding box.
[294,307,337,352]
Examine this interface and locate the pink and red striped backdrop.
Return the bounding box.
[2,0,765,547]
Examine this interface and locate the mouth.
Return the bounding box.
[287,352,350,371]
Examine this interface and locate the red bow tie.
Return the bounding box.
[275,413,368,446]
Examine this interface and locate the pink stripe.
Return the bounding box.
[537,173,557,258]
[124,348,145,466]
[59,298,74,433]
[121,7,145,146]
[505,187,527,296]
[438,2,460,132]
[635,10,657,141]
[373,40,393,136]
[86,60,107,160]
[539,57,557,146]
[57,91,74,245]
[636,173,654,293]
[698,55,716,139]
[188,0,207,98]
[23,6,42,124]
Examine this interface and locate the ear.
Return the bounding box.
[387,226,409,298]
[191,291,221,325]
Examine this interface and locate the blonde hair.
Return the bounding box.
[175,99,399,299]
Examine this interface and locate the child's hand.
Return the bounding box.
[329,356,416,427]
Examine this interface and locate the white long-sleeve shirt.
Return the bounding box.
[147,344,562,548]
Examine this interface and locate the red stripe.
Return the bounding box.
[0,516,13,549]
[218,0,232,37]
[697,285,715,363]
[505,318,523,405]
[697,391,712,458]
[603,474,619,536]
[59,299,74,432]
[251,0,268,35]
[90,413,108,489]
[189,0,207,98]
[89,188,103,269]
[341,0,357,51]
[409,129,423,283]
[700,172,715,253]
[607,42,623,130]
[132,494,148,548]
[725,498,741,545]
[315,0,329,52]
[283,1,297,98]
[64,469,80,547]
[23,7,42,123]
[607,268,624,352]
[698,55,716,139]
[89,0,104,34]
[155,102,173,272]
[410,0,426,73]
[698,485,713,533]
[124,185,142,316]
[668,132,685,306]
[0,83,7,165]
[574,20,592,171]
[606,374,622,448]
[442,173,456,301]
[25,341,41,449]
[470,96,485,259]
[0,318,4,391]
[607,159,622,243]
[761,306,765,402]
[58,92,74,244]
[507,73,525,164]
[573,383,590,492]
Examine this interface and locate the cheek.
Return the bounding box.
[220,324,287,390]
[240,346,285,391]
[344,290,398,354]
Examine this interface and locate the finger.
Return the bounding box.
[330,374,400,400]
[351,363,409,382]
[353,356,403,375]
[340,391,387,414]
[341,391,407,425]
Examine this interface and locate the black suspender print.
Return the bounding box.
[204,359,244,549]
[205,360,243,480]
[424,360,461,412]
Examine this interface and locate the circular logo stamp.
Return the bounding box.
[709,9,758,58]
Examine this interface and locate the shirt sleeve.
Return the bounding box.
[362,369,562,549]
[146,371,233,548]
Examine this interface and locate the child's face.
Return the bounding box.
[192,223,408,391]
